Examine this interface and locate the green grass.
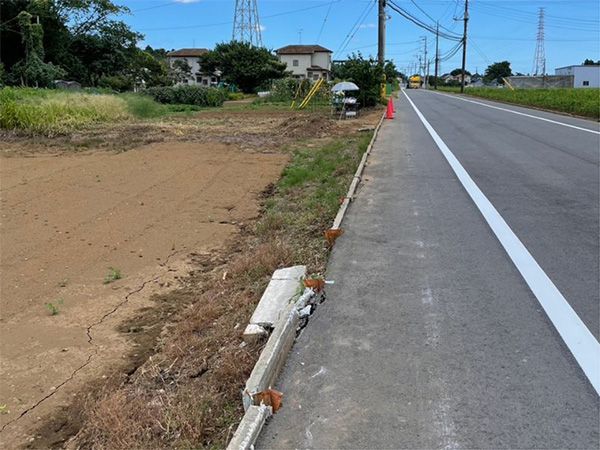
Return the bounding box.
[255,132,373,246]
[0,87,172,134]
[120,93,167,118]
[432,86,600,119]
[0,87,128,134]
[103,267,122,284]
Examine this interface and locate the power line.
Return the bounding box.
[316,0,337,43]
[137,2,339,32]
[387,0,462,41]
[335,0,377,56]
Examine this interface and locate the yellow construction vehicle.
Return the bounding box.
[408,75,420,89]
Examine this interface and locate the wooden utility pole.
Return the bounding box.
[423,36,428,88]
[460,0,469,93]
[434,22,439,90]
[378,0,386,65]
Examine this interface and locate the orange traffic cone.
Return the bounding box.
[385,97,394,119]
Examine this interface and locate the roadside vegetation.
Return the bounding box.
[0,86,228,135]
[77,121,376,450]
[433,86,600,119]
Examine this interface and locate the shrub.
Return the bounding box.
[332,53,384,107]
[227,92,245,101]
[144,85,226,107]
[98,75,134,93]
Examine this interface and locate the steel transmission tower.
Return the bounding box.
[532,7,546,75]
[232,0,263,46]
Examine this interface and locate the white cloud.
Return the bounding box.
[359,23,376,29]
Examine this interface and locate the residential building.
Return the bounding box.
[166,48,220,86]
[554,65,599,88]
[275,45,332,81]
[442,73,472,84]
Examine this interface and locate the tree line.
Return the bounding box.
[1,0,177,89]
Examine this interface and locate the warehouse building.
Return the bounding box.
[554,64,600,88]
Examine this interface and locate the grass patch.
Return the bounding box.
[77,123,376,450]
[0,87,174,134]
[0,87,128,134]
[433,86,600,119]
[120,93,167,118]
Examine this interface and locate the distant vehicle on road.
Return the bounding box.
[408,75,421,89]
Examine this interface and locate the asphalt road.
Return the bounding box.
[257,90,600,449]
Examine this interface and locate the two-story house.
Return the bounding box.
[166,48,220,86]
[275,45,333,81]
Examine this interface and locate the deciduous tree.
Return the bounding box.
[483,61,512,83]
[199,41,288,93]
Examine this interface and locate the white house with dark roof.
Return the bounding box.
[166,48,220,86]
[275,45,333,81]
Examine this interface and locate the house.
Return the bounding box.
[442,73,472,84]
[555,65,599,88]
[275,45,332,81]
[166,48,220,86]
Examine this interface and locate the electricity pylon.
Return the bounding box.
[532,7,546,75]
[232,0,263,46]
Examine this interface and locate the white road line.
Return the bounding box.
[428,90,600,135]
[402,90,600,395]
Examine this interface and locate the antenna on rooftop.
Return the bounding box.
[232,0,263,46]
[532,7,546,75]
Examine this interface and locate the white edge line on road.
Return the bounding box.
[429,90,600,135]
[402,90,600,395]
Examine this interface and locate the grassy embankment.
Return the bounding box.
[79,125,375,449]
[433,86,600,119]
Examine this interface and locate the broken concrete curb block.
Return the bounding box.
[270,265,306,281]
[243,324,268,343]
[244,306,299,408]
[226,404,271,450]
[249,265,306,328]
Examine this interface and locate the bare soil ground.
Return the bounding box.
[0,107,382,449]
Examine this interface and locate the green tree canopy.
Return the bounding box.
[583,59,600,65]
[332,53,384,107]
[0,0,168,88]
[484,61,512,83]
[199,41,288,93]
[384,61,402,80]
[450,68,472,76]
[11,11,65,87]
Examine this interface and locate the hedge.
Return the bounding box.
[144,85,226,107]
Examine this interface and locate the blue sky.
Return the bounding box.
[119,0,600,75]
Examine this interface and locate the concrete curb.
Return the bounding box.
[243,306,299,407]
[227,111,387,450]
[227,404,272,450]
[332,109,387,230]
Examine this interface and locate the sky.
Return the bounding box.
[118,0,600,76]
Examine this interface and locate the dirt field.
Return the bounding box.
[0,106,382,449]
[0,140,287,448]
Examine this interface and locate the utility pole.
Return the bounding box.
[434,22,439,90]
[460,0,469,93]
[422,36,428,88]
[378,0,386,65]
